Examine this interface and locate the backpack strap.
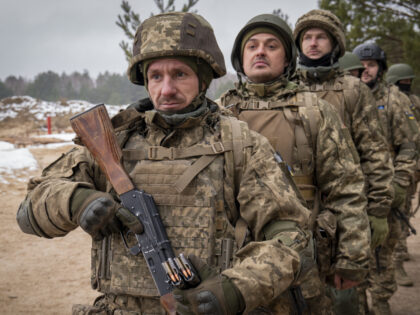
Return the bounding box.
[220,116,253,248]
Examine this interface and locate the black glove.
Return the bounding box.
[71,188,143,241]
[173,255,245,315]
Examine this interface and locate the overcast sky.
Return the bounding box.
[0,0,318,81]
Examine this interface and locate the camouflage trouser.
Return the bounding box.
[72,294,165,315]
[300,266,334,315]
[358,211,401,309]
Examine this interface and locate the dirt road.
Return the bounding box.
[0,144,419,314]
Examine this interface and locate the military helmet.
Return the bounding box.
[231,14,296,76]
[385,63,415,84]
[352,42,387,71]
[339,52,365,71]
[293,9,346,58]
[127,12,226,85]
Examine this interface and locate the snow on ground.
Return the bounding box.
[0,141,38,184]
[35,132,76,141]
[0,96,122,121]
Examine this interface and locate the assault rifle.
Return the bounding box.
[393,207,417,235]
[70,104,199,314]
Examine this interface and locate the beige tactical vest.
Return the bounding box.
[90,113,252,297]
[225,90,321,205]
[304,74,359,129]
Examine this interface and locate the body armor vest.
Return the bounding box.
[303,74,359,129]
[90,113,252,297]
[225,90,321,204]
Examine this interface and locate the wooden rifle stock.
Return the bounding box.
[70,104,134,195]
[70,104,176,314]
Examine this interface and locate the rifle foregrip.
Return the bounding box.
[70,104,134,195]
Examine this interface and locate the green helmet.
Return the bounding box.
[339,52,365,71]
[127,12,226,85]
[386,63,415,84]
[231,14,296,77]
[293,9,346,58]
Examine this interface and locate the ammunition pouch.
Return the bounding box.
[314,209,337,277]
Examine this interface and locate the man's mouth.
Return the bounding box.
[253,60,269,67]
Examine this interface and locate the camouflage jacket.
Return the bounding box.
[18,100,311,313]
[295,67,394,218]
[219,80,370,282]
[373,81,417,187]
[409,93,420,122]
[393,87,420,155]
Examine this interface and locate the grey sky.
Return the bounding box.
[0,0,318,81]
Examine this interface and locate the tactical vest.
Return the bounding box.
[303,74,359,129]
[224,90,321,205]
[89,111,253,297]
[374,84,417,157]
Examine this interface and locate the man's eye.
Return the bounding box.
[151,74,161,80]
[176,72,186,78]
[247,44,256,49]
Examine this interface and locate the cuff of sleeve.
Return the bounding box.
[335,260,368,282]
[366,206,390,218]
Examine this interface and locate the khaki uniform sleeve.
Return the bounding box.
[350,82,394,218]
[24,146,98,237]
[409,94,420,122]
[315,100,370,281]
[388,89,417,187]
[222,130,311,312]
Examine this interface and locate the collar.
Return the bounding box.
[237,77,298,99]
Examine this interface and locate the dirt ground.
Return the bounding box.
[0,144,420,314]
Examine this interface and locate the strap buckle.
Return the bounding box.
[148,146,175,160]
[211,142,225,154]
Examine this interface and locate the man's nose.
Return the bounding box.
[310,37,318,46]
[255,44,266,56]
[161,76,176,96]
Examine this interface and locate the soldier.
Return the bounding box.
[353,42,418,314]
[218,14,370,315]
[16,12,315,314]
[339,51,365,77]
[293,10,394,313]
[386,63,420,287]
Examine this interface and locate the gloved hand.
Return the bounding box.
[173,255,245,315]
[368,215,389,248]
[392,182,407,209]
[71,188,143,240]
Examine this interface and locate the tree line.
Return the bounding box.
[0,71,149,105]
[0,70,236,105]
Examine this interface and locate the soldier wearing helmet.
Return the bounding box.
[386,63,420,288]
[339,52,365,77]
[353,42,418,314]
[16,12,314,314]
[386,63,420,120]
[293,9,394,314]
[218,13,371,315]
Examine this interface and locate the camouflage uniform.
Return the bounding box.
[293,10,394,315]
[386,64,420,272]
[367,80,417,307]
[17,12,312,314]
[219,14,370,315]
[294,10,393,221]
[390,88,419,286]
